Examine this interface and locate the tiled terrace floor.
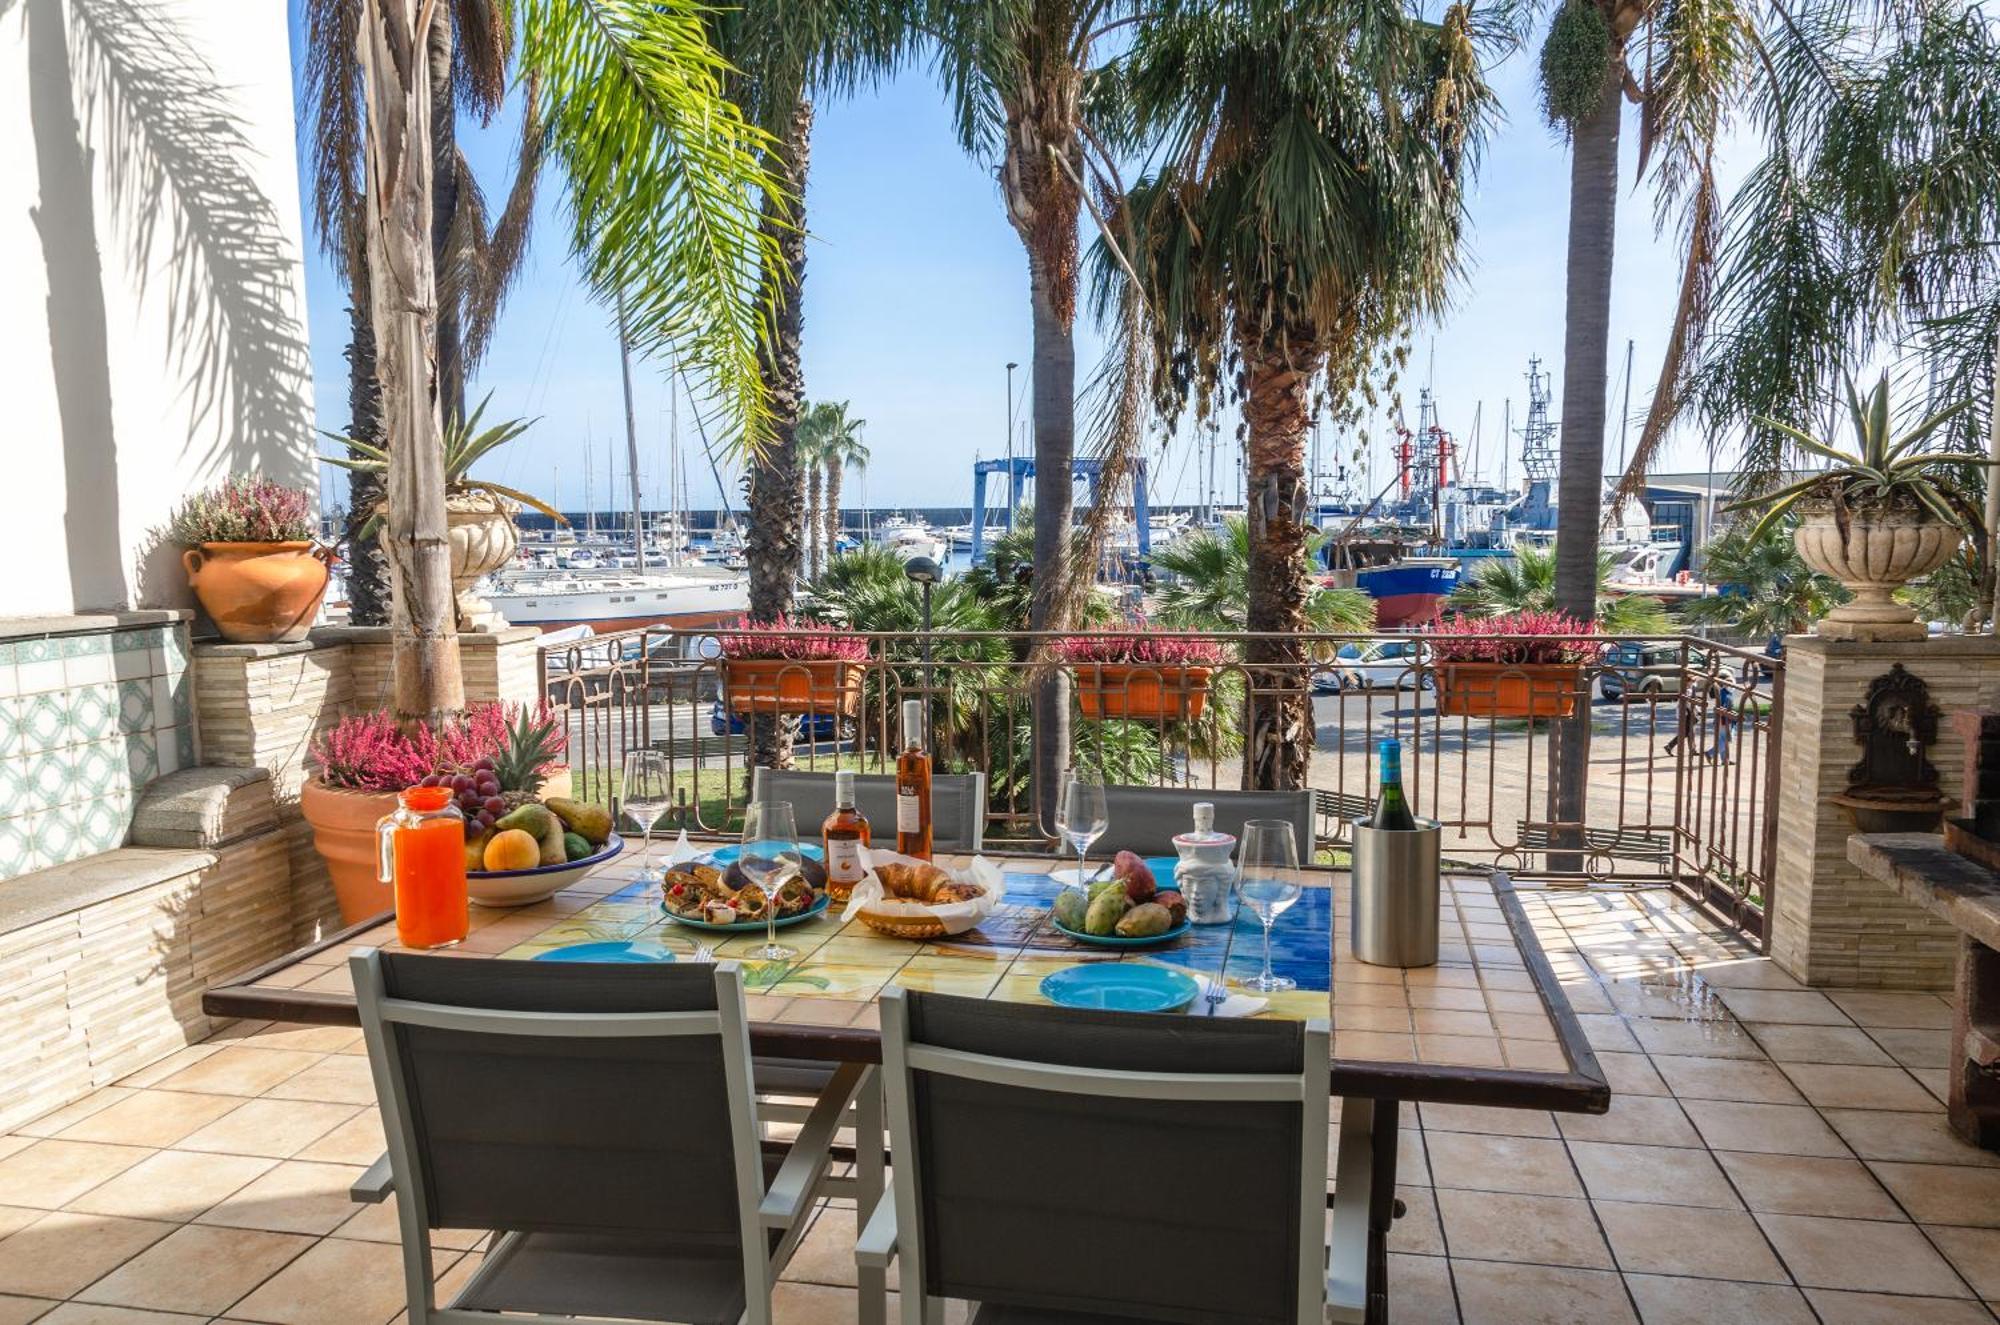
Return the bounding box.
[0,886,1994,1324]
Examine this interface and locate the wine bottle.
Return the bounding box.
[895,698,933,859]
[822,768,870,896]
[1371,738,1419,831]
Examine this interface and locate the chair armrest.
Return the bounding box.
[350,1153,395,1204]
[758,1062,866,1229]
[855,1195,898,1270]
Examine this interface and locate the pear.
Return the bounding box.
[462,828,492,874]
[494,804,565,865]
[546,797,613,845]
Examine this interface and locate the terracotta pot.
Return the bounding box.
[1794,501,1959,642]
[1436,661,1584,719]
[447,490,520,630]
[1073,664,1213,722]
[721,658,862,716]
[182,542,332,644]
[301,779,400,923]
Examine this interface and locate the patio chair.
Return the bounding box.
[346,949,862,1325]
[857,988,1331,1325]
[750,768,987,852]
[1098,784,1313,858]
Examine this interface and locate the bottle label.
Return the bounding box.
[897,792,921,834]
[827,838,865,883]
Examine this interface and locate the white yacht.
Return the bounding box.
[485,566,750,633]
[872,515,948,562]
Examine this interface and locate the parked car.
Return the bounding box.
[1600,642,1712,701]
[1314,640,1432,693]
[708,695,848,742]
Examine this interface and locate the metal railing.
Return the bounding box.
[539,628,1783,948]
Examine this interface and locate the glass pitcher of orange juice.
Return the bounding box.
[377,786,469,949]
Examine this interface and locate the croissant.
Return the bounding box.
[874,862,986,905]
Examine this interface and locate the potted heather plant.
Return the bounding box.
[170,476,332,643]
[1430,609,1600,720]
[717,617,869,717]
[1047,630,1226,722]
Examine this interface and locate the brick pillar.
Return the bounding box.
[1770,636,2000,989]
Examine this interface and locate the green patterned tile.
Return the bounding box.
[77,796,131,852]
[0,697,18,758]
[125,731,160,784]
[0,643,15,666]
[69,684,116,741]
[24,748,73,812]
[175,725,197,769]
[0,758,27,810]
[116,678,154,734]
[21,693,67,750]
[74,740,130,799]
[60,634,108,658]
[111,629,157,654]
[162,629,190,672]
[0,818,31,880]
[18,639,58,666]
[29,806,84,870]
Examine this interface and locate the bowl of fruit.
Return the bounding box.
[421,708,622,906]
[1049,851,1190,947]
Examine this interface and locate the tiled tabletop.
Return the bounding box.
[209,850,1603,1108]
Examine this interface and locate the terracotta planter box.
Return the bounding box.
[182,541,332,644]
[1435,661,1583,720]
[721,658,862,717]
[1074,664,1214,722]
[300,779,400,923]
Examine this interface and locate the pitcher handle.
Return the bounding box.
[378,814,399,885]
[181,548,203,579]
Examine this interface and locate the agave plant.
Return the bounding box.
[325,394,567,537]
[1726,372,1984,543]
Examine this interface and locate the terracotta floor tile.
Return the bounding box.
[1828,991,1955,1030]
[56,1093,243,1150]
[15,1091,139,1139]
[195,1161,367,1236]
[0,1213,39,1244]
[1448,1259,1636,1325]
[781,1207,872,1291]
[770,1282,861,1325]
[0,1142,148,1209]
[1389,1185,1444,1256]
[114,1047,222,1091]
[1602,976,1730,1021]
[1594,1051,1669,1097]
[0,1141,32,1167]
[1419,1103,1559,1138]
[228,1236,413,1325]
[1552,1094,1699,1147]
[0,1300,55,1325]
[290,1113,385,1167]
[74,1225,312,1317]
[1870,1162,2000,1227]
[1573,1015,1641,1054]
[1686,956,1806,990]
[1435,1191,1612,1269]
[1424,1133,1581,1197]
[1716,987,1852,1026]
[259,1059,375,1108]
[1825,1109,2000,1166]
[1627,1016,1768,1060]
[1650,1054,1805,1105]
[1804,1288,1997,1324]
[1713,1150,1901,1219]
[177,1101,361,1161]
[1924,1224,2000,1299]
[243,1027,365,1054]
[1779,1064,1941,1113]
[1594,1200,1786,1281]
[151,1049,322,1099]
[0,1211,175,1299]
[1567,1141,1740,1208]
[1680,1100,1848,1158]
[1746,1024,1896,1066]
[29,1306,205,1325]
[1385,1253,1457,1323]
[1622,1274,1814,1325]
[1870,1027,1953,1070]
[67,1151,274,1223]
[1755,1213,1969,1296]
[330,1197,482,1252]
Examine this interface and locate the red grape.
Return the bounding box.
[477,810,496,830]
[474,757,496,772]
[482,796,505,815]
[450,774,473,794]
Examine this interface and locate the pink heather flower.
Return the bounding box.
[168,475,316,545]
[310,701,561,792]
[1047,626,1225,668]
[1430,609,1602,665]
[717,616,868,662]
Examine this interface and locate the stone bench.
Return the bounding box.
[0,768,291,1131]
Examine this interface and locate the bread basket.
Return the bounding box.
[841,850,1004,939]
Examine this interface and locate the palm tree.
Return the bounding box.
[301,0,540,625]
[797,412,826,580]
[1150,519,1375,634]
[1448,545,1671,634]
[1102,1,1498,788]
[1681,522,1847,640]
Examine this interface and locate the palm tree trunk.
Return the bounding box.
[1240,327,1318,791]
[342,272,391,626]
[806,465,823,580]
[427,0,465,426]
[1551,66,1624,852]
[361,0,462,726]
[744,93,813,774]
[825,462,843,566]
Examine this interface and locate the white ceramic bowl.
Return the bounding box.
[467,833,625,908]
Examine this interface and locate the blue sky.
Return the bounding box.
[292,15,1736,516]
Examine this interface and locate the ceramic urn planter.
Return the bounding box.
[300,779,400,923]
[1793,500,1959,642]
[182,541,333,644]
[447,489,520,630]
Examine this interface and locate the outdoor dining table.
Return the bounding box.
[204,849,1609,1325]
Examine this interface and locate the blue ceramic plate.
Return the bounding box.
[1051,915,1193,948]
[700,843,826,867]
[532,940,676,963]
[1047,856,1178,889]
[661,890,832,933]
[1040,964,1200,1014]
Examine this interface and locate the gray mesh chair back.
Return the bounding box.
[351,950,773,1325]
[751,768,986,851]
[881,989,1330,1325]
[1098,785,1314,858]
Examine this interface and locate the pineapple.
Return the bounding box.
[492,705,564,809]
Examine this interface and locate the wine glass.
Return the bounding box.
[1054,769,1108,886]
[1237,819,1304,993]
[620,750,671,887]
[740,800,803,962]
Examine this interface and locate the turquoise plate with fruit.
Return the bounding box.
[1050,915,1193,949]
[661,891,832,933]
[699,843,826,867]
[1040,964,1200,1013]
[1048,856,1177,889]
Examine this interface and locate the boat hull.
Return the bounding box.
[1355,562,1458,628]
[486,570,749,634]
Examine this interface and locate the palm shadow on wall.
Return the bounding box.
[14,0,311,610]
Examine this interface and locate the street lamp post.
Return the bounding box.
[904,555,941,740]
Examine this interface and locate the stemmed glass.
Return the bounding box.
[620,750,671,887]
[1054,769,1108,886]
[1238,819,1304,993]
[739,801,803,962]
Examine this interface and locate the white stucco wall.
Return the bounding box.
[0,0,315,617]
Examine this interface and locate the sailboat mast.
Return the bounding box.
[617,294,645,571]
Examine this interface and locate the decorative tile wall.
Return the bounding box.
[0,623,196,881]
